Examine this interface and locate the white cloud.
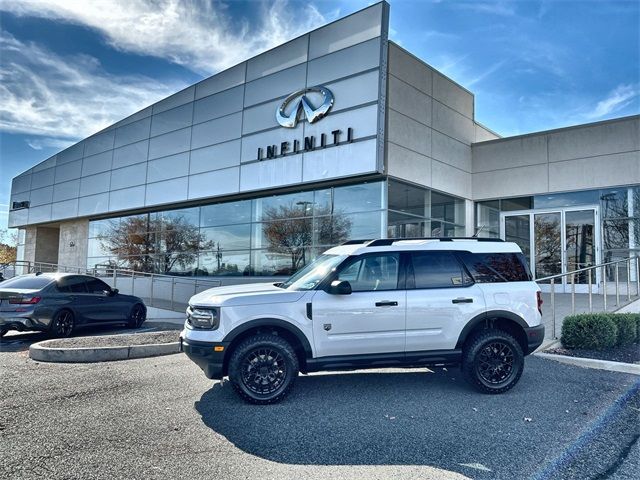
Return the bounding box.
[586,84,639,119]
[25,137,75,151]
[0,31,183,139]
[2,0,331,75]
[455,1,516,17]
[466,60,506,87]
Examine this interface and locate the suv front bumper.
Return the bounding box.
[524,324,545,354]
[180,337,230,380]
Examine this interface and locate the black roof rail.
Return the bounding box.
[341,239,374,245]
[366,237,504,247]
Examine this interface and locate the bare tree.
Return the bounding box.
[99,215,213,274]
[262,205,351,273]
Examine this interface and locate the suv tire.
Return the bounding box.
[228,333,299,405]
[462,328,524,394]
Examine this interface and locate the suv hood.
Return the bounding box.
[189,282,305,307]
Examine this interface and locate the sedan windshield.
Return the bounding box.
[281,254,347,291]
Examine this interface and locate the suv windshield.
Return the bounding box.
[281,254,347,291]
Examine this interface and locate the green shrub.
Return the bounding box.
[610,314,638,346]
[561,314,617,350]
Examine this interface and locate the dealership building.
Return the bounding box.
[8,2,640,287]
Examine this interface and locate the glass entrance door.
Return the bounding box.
[501,206,599,292]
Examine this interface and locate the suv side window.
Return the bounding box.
[458,251,532,282]
[409,251,472,289]
[57,276,89,293]
[85,278,111,294]
[337,253,400,292]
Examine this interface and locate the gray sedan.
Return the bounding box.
[0,273,146,338]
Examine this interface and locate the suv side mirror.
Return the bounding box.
[328,280,352,295]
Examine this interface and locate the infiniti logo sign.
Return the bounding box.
[276,86,334,128]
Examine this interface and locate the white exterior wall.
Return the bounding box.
[8,3,390,229]
[472,115,640,199]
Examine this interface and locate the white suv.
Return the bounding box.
[180,238,544,404]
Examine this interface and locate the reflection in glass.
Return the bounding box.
[333,182,383,213]
[534,213,562,280]
[200,201,252,227]
[201,224,251,250]
[504,215,531,264]
[198,250,250,276]
[565,210,595,283]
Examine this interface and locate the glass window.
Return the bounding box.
[313,189,332,215]
[313,214,354,246]
[152,253,198,275]
[411,251,470,288]
[501,197,533,211]
[85,278,111,294]
[254,191,314,222]
[200,201,252,227]
[153,208,200,230]
[89,219,120,238]
[600,189,629,219]
[198,250,250,276]
[388,180,428,217]
[1,276,53,290]
[476,201,500,237]
[337,253,400,292]
[431,191,464,224]
[459,252,532,283]
[333,182,383,214]
[534,191,599,209]
[201,224,251,250]
[603,219,630,250]
[428,220,464,237]
[344,211,383,240]
[57,276,89,293]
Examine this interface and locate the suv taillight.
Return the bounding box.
[536,291,543,315]
[9,296,41,305]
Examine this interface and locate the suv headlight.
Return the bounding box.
[187,306,220,330]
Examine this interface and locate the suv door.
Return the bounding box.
[311,252,406,357]
[405,251,486,352]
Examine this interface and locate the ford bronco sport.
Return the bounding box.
[181,238,544,404]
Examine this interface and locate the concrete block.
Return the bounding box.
[548,117,640,162]
[473,163,549,199]
[432,130,472,173]
[548,151,640,192]
[388,74,432,126]
[387,109,431,156]
[433,72,473,119]
[475,123,500,142]
[432,102,474,145]
[431,160,472,199]
[386,143,432,187]
[472,135,548,173]
[388,43,432,95]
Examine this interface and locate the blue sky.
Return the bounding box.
[1,0,639,233]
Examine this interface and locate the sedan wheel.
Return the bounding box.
[128,304,146,329]
[50,310,75,338]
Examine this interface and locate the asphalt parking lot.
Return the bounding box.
[1,338,638,480]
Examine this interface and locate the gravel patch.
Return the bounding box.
[546,343,640,364]
[43,331,179,349]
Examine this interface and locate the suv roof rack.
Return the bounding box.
[365,237,504,247]
[340,239,375,245]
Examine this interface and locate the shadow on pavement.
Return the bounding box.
[194,358,637,478]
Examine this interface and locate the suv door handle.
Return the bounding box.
[452,298,474,304]
[375,301,398,307]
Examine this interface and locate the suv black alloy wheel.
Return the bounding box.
[228,334,299,405]
[462,328,524,394]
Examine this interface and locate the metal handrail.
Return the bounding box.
[536,256,640,340]
[1,260,222,313]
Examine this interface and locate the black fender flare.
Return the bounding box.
[222,318,313,358]
[456,310,528,349]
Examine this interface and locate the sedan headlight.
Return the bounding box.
[187,306,220,330]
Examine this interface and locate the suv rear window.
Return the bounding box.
[410,251,472,288]
[458,252,532,282]
[0,276,53,290]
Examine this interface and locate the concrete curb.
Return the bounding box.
[534,351,640,375]
[29,339,180,363]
